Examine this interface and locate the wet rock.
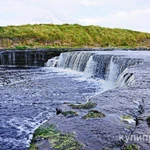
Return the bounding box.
[56,108,62,115]
[146,116,150,126]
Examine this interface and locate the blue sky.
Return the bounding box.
[0,0,150,32]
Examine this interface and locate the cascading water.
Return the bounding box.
[116,69,135,87]
[46,56,59,67]
[0,50,62,67]
[45,51,139,89]
[56,51,92,71]
[84,55,96,78]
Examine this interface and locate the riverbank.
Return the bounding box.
[1,47,150,51]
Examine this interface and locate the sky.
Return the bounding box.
[0,0,150,33]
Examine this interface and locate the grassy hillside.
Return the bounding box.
[0,24,150,49]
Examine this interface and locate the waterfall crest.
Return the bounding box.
[46,51,139,87]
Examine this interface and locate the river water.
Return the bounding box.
[0,66,100,150]
[1,50,150,150]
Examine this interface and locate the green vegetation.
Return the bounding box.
[82,110,105,119]
[0,24,150,49]
[29,143,37,150]
[14,45,30,50]
[30,124,84,150]
[123,144,139,150]
[70,101,97,109]
[61,110,78,117]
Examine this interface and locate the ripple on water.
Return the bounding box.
[0,67,100,149]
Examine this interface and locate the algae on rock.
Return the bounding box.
[123,144,139,150]
[82,110,105,119]
[30,124,84,150]
[61,110,78,117]
[121,116,135,124]
[29,143,37,150]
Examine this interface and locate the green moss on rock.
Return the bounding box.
[61,110,78,117]
[70,101,97,109]
[123,144,139,150]
[30,124,84,150]
[82,110,105,119]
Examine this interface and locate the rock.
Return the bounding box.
[146,116,150,126]
[56,108,62,115]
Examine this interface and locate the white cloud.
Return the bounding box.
[0,0,150,32]
[78,9,150,32]
[80,0,104,6]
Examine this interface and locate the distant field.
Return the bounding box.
[0,24,150,49]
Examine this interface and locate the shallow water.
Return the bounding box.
[0,67,100,150]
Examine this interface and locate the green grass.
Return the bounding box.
[14,45,30,50]
[30,124,84,150]
[0,24,150,49]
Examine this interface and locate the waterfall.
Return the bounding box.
[0,50,61,67]
[25,53,28,66]
[84,56,97,78]
[90,54,112,79]
[46,51,139,88]
[46,56,59,67]
[57,51,92,71]
[107,56,119,82]
[8,52,12,65]
[116,68,135,87]
[13,52,16,65]
[34,54,37,66]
